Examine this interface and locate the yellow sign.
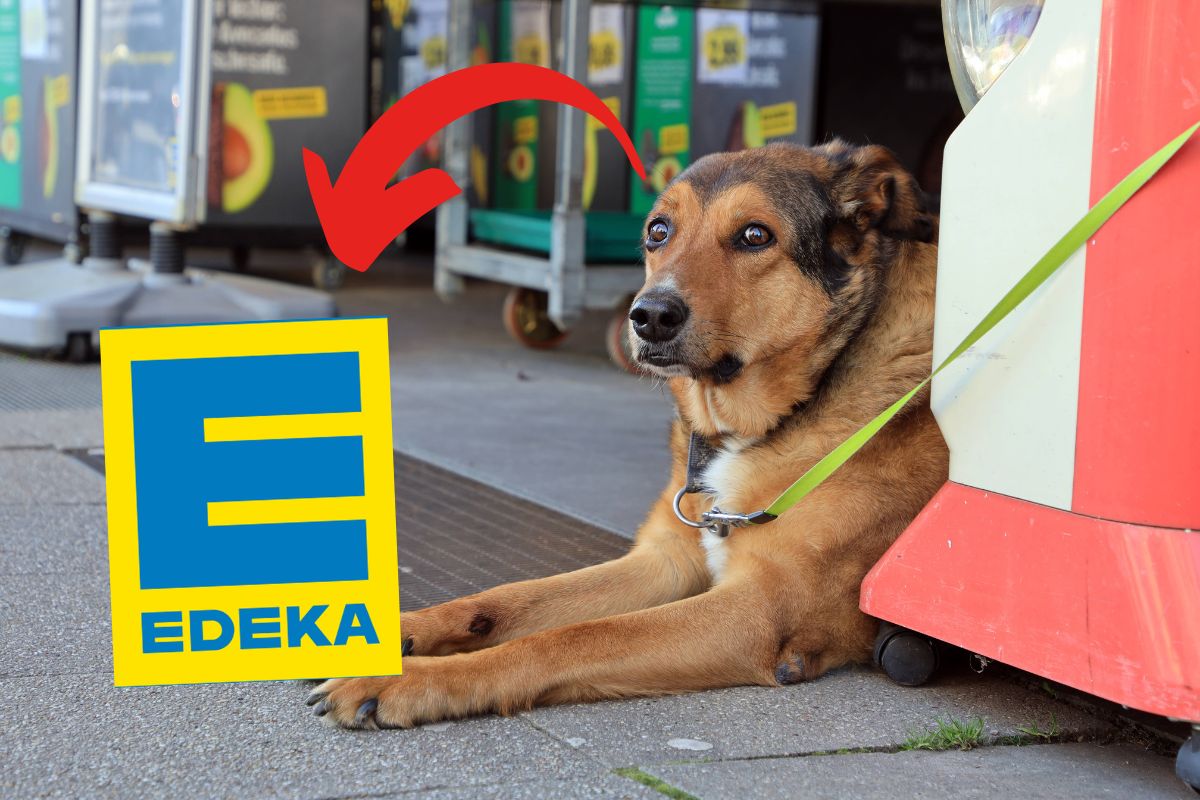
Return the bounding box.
[422,35,447,70]
[659,123,690,156]
[514,34,548,67]
[252,86,328,120]
[703,24,746,72]
[589,29,621,73]
[514,114,539,145]
[760,101,798,139]
[587,97,621,132]
[4,94,20,124]
[100,318,402,687]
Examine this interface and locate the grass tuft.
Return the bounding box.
[901,716,987,752]
[613,767,700,800]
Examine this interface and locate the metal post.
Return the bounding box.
[435,0,473,302]
[548,0,590,329]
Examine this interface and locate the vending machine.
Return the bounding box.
[860,0,1200,789]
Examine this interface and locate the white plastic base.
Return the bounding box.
[0,258,335,351]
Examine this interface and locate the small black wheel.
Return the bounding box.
[502,287,568,350]
[605,298,641,374]
[874,622,940,687]
[63,240,85,264]
[63,332,94,363]
[312,252,346,291]
[231,245,251,273]
[1178,729,1200,793]
[2,230,26,265]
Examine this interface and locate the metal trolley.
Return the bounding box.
[434,0,645,370]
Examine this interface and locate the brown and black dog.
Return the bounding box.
[309,141,949,729]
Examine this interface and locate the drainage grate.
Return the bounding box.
[68,450,631,611]
[0,350,102,411]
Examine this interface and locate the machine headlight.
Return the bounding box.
[943,0,1044,112]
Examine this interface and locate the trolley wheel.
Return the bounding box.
[873,622,940,687]
[605,300,641,374]
[1179,729,1200,793]
[2,229,26,265]
[63,332,94,364]
[63,241,85,264]
[502,287,568,350]
[312,252,347,291]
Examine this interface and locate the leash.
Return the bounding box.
[674,120,1200,536]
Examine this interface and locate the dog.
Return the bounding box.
[308,141,949,729]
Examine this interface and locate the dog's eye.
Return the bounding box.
[740,224,773,248]
[646,220,670,247]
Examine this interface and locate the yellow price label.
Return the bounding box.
[252,87,328,120]
[514,115,539,145]
[703,25,746,72]
[659,123,689,156]
[422,35,446,70]
[514,34,547,67]
[50,74,70,108]
[3,95,20,124]
[760,101,797,139]
[589,30,621,73]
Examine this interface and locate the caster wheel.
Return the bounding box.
[231,245,251,273]
[1178,729,1200,793]
[605,299,641,374]
[63,332,94,363]
[502,287,568,350]
[874,622,939,687]
[2,230,26,265]
[63,241,85,264]
[312,253,347,291]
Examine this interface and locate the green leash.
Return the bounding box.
[722,120,1198,527]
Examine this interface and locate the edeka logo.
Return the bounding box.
[100,318,402,686]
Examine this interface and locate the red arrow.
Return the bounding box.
[304,62,648,272]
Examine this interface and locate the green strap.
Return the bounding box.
[762,120,1200,520]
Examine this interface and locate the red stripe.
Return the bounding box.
[1074,0,1200,527]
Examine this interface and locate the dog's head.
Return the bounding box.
[629,141,935,436]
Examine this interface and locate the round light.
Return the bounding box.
[943,0,1044,113]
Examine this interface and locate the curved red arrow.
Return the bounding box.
[304,62,648,272]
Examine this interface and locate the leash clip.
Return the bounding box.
[672,487,776,536]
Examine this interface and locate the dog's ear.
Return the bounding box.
[819,142,936,243]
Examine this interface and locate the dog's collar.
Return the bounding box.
[673,432,776,537]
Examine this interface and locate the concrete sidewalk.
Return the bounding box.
[0,254,1191,799]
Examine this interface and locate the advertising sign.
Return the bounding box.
[77,0,206,223]
[690,10,819,159]
[493,0,549,210]
[628,4,693,215]
[205,0,368,228]
[0,0,81,242]
[100,318,403,686]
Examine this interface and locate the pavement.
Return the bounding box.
[0,248,1192,799]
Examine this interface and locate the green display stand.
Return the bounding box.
[470,209,644,263]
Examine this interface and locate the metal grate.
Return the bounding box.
[0,351,102,411]
[68,450,632,611]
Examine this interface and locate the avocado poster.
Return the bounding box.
[628,4,693,216]
[206,0,368,228]
[0,0,81,243]
[690,10,819,159]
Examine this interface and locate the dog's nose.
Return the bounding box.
[629,292,689,343]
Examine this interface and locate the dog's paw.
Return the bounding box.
[305,659,460,730]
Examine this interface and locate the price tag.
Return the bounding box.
[422,35,446,70]
[514,34,547,67]
[697,10,749,86]
[659,123,689,156]
[760,101,797,139]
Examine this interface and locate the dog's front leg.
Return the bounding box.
[310,570,784,729]
[402,523,709,655]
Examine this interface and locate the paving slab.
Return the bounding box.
[0,573,112,678]
[0,448,106,505]
[385,773,661,799]
[0,503,108,577]
[650,742,1192,800]
[0,674,604,800]
[0,408,104,448]
[522,667,1113,767]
